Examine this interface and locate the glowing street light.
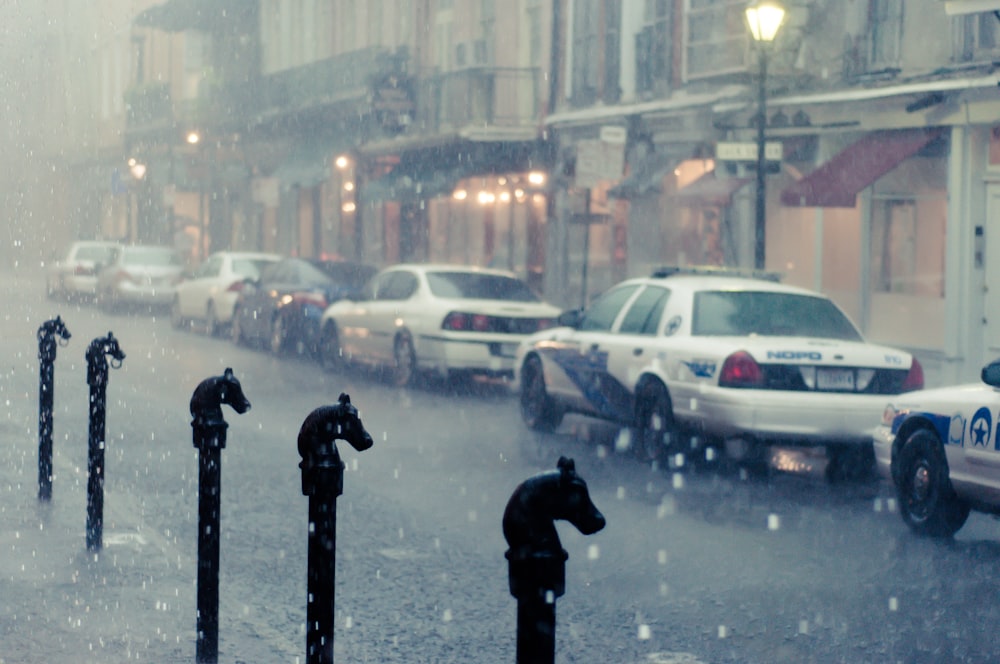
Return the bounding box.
[745,0,786,270]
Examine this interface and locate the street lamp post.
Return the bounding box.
[745,1,785,270]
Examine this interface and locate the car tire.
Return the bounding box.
[319,322,343,372]
[269,315,288,354]
[895,429,970,538]
[170,298,185,329]
[634,379,680,465]
[519,355,563,433]
[230,306,247,346]
[204,302,219,337]
[392,333,417,387]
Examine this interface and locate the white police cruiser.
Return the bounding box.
[874,359,1000,537]
[514,267,923,478]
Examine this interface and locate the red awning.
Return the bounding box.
[780,128,943,208]
[674,171,750,207]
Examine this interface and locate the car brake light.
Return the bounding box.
[293,291,328,308]
[719,351,764,388]
[472,314,490,331]
[900,357,924,392]
[442,312,466,330]
[226,280,245,293]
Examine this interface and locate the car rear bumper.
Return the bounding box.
[677,386,888,447]
[417,334,521,376]
[110,284,176,306]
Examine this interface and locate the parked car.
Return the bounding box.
[230,257,376,354]
[514,267,924,477]
[95,244,185,313]
[46,240,122,301]
[317,263,561,387]
[171,251,281,335]
[873,359,1000,538]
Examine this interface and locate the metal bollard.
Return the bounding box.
[503,457,606,664]
[37,315,71,501]
[85,332,125,552]
[297,393,374,664]
[190,367,251,664]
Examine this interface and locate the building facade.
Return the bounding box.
[23,0,1000,386]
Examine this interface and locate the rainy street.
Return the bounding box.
[4,268,1000,664]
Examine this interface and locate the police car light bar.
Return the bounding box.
[650,265,784,282]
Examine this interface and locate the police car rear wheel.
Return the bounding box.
[896,429,970,538]
[520,356,563,432]
[634,380,679,465]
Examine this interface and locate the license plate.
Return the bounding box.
[817,368,855,391]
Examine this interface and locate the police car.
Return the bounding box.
[874,359,1000,537]
[514,267,923,478]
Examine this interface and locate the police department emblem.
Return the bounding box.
[970,407,992,448]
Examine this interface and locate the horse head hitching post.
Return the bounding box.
[190,367,251,664]
[37,315,71,500]
[85,331,125,552]
[503,456,606,664]
[297,393,374,664]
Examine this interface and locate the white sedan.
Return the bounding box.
[46,240,121,300]
[171,251,280,335]
[317,264,561,386]
[874,359,1000,538]
[514,267,924,478]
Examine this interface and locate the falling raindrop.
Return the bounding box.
[638,624,652,640]
[587,544,600,560]
[767,514,780,531]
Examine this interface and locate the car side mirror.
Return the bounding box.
[557,309,583,329]
[982,360,1000,388]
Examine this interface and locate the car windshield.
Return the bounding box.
[122,247,181,267]
[232,258,277,279]
[426,272,539,301]
[691,290,863,341]
[316,262,378,288]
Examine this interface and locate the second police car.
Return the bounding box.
[874,359,1000,538]
[514,267,924,479]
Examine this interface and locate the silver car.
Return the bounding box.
[95,245,184,313]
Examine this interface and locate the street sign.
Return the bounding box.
[716,141,783,162]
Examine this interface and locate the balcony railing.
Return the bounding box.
[256,47,392,116]
[418,67,540,134]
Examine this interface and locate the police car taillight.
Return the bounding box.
[719,351,764,388]
[900,357,924,392]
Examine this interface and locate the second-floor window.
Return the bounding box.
[684,0,747,81]
[868,0,903,69]
[956,11,1000,62]
[570,0,621,106]
[636,0,670,96]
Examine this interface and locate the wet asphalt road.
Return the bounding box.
[4,266,1000,663]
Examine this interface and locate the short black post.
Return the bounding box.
[190,368,251,664]
[297,393,374,664]
[37,315,71,500]
[503,457,606,664]
[85,332,125,552]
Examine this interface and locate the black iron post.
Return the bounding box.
[85,332,125,552]
[37,315,71,500]
[753,46,769,271]
[190,368,251,664]
[503,457,606,664]
[297,393,373,664]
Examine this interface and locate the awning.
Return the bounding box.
[607,152,678,199]
[273,136,353,188]
[675,171,750,207]
[780,128,943,208]
[133,0,252,32]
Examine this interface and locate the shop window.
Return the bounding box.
[868,0,903,69]
[636,0,670,96]
[871,199,944,297]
